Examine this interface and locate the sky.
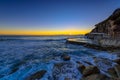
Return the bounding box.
[0,0,120,35]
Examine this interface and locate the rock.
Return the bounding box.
[9,67,19,74]
[87,8,120,38]
[9,60,26,74]
[107,64,120,79]
[77,64,85,74]
[61,54,70,61]
[26,70,47,80]
[84,61,92,65]
[114,59,120,65]
[114,65,120,79]
[64,77,71,80]
[94,58,113,71]
[107,67,118,78]
[52,62,79,80]
[81,74,111,80]
[83,66,100,77]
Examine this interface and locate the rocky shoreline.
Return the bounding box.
[25,54,120,80]
[80,8,120,52]
[66,38,120,52]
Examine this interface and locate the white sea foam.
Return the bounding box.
[0,36,118,80]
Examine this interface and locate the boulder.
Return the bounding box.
[114,59,120,65]
[83,66,100,77]
[107,67,118,78]
[81,74,111,80]
[9,67,19,74]
[64,77,71,80]
[9,60,26,74]
[26,70,47,80]
[61,54,70,61]
[114,65,120,79]
[77,64,85,74]
[94,58,112,66]
[84,61,92,65]
[52,62,79,80]
[94,58,113,71]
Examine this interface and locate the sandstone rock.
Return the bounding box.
[26,70,47,80]
[86,8,120,39]
[61,54,70,61]
[81,74,111,80]
[83,66,100,77]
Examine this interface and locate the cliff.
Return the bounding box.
[90,8,120,38]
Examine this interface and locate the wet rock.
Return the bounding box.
[78,65,85,73]
[52,62,71,80]
[61,54,70,61]
[26,70,47,80]
[114,65,120,79]
[77,64,85,74]
[83,66,100,77]
[52,62,79,80]
[107,67,118,78]
[84,61,92,65]
[81,74,111,80]
[64,77,71,80]
[114,59,120,65]
[9,67,19,74]
[76,61,81,64]
[9,60,26,74]
[94,58,113,71]
[94,58,112,66]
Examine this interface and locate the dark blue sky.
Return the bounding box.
[0,0,120,35]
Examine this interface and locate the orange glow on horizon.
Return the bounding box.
[0,29,91,35]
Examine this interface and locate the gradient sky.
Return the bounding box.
[0,0,120,35]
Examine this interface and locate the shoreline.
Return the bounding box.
[66,37,120,52]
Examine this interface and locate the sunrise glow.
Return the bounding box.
[0,29,90,35]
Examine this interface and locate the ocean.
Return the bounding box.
[0,36,118,80]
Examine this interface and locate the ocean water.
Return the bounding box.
[0,36,118,80]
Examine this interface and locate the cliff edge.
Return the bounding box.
[89,8,120,38]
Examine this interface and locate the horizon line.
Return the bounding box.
[0,34,85,36]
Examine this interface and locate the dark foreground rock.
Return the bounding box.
[64,77,71,80]
[82,66,100,77]
[61,54,71,61]
[77,61,85,73]
[107,67,118,78]
[26,70,47,80]
[114,59,120,65]
[52,62,80,80]
[81,74,110,80]
[114,65,120,79]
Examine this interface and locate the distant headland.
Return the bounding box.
[67,8,120,51]
[86,8,120,38]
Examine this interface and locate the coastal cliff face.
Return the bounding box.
[90,8,120,38]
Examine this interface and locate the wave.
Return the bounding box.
[0,38,66,42]
[0,38,20,41]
